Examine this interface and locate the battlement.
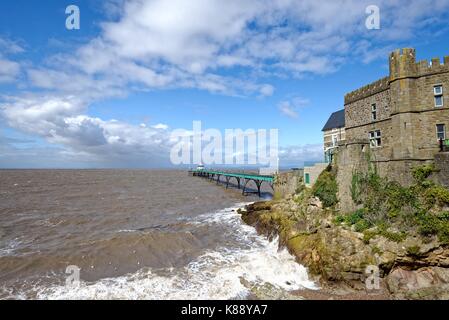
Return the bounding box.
[345,49,449,105]
[390,48,449,80]
[344,76,389,105]
[415,56,449,75]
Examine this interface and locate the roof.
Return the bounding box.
[322,109,345,132]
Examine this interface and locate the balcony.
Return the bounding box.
[439,139,449,152]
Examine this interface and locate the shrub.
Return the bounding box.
[345,209,365,225]
[417,211,449,243]
[412,164,436,185]
[406,245,422,257]
[312,168,338,208]
[424,186,449,208]
[363,230,377,244]
[379,230,407,243]
[333,215,345,225]
[337,209,372,232]
[385,181,416,213]
[354,219,371,232]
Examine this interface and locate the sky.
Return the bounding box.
[1,0,449,169]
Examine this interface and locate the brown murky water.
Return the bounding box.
[0,170,315,299]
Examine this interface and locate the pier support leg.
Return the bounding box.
[256,181,262,197]
[242,180,248,195]
[225,176,230,189]
[216,175,221,185]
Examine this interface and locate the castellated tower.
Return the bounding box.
[389,48,418,160]
[336,48,449,212]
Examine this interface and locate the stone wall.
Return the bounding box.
[274,171,302,199]
[345,84,391,129]
[345,77,390,105]
[335,143,370,212]
[338,48,449,199]
[434,153,449,187]
[304,163,329,188]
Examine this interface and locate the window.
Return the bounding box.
[371,104,377,121]
[437,124,446,141]
[434,85,443,107]
[305,173,310,184]
[332,134,338,146]
[369,130,382,148]
[434,86,443,95]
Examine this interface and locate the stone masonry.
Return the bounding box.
[337,48,449,211]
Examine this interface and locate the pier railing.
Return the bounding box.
[188,169,274,197]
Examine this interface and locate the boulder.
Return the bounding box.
[386,267,449,299]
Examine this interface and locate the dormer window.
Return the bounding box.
[371,104,377,121]
[434,85,443,107]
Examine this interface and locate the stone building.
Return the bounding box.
[322,109,346,163]
[304,163,329,188]
[336,48,449,211]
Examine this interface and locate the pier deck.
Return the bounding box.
[188,169,274,197]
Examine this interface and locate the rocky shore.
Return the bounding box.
[238,197,449,300]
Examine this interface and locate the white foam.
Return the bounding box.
[0,238,22,257]
[11,204,317,300]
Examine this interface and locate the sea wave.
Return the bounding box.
[4,203,317,300]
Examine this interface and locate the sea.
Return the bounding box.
[0,169,316,299]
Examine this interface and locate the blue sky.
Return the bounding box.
[1,0,449,168]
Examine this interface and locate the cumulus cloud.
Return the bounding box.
[278,101,299,119]
[24,0,449,98]
[278,96,310,119]
[279,143,324,167]
[0,95,174,166]
[3,0,449,167]
[0,57,21,83]
[0,37,24,83]
[0,37,24,54]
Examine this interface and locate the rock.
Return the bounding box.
[240,198,449,300]
[240,278,304,300]
[386,267,449,299]
[309,197,323,209]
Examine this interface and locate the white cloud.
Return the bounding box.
[277,96,310,119]
[0,95,175,166]
[3,0,449,167]
[259,84,275,97]
[0,36,24,83]
[16,0,449,99]
[0,57,20,83]
[278,101,299,118]
[279,143,324,166]
[0,37,25,54]
[152,123,169,130]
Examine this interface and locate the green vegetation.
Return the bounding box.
[423,186,449,208]
[312,166,338,208]
[334,209,371,232]
[406,245,422,257]
[416,211,449,243]
[348,163,449,244]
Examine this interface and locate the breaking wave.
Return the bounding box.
[7,203,316,300]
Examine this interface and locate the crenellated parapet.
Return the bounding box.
[344,77,389,105]
[345,49,449,105]
[415,56,449,76]
[390,48,449,81]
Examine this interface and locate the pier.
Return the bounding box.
[189,169,274,197]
